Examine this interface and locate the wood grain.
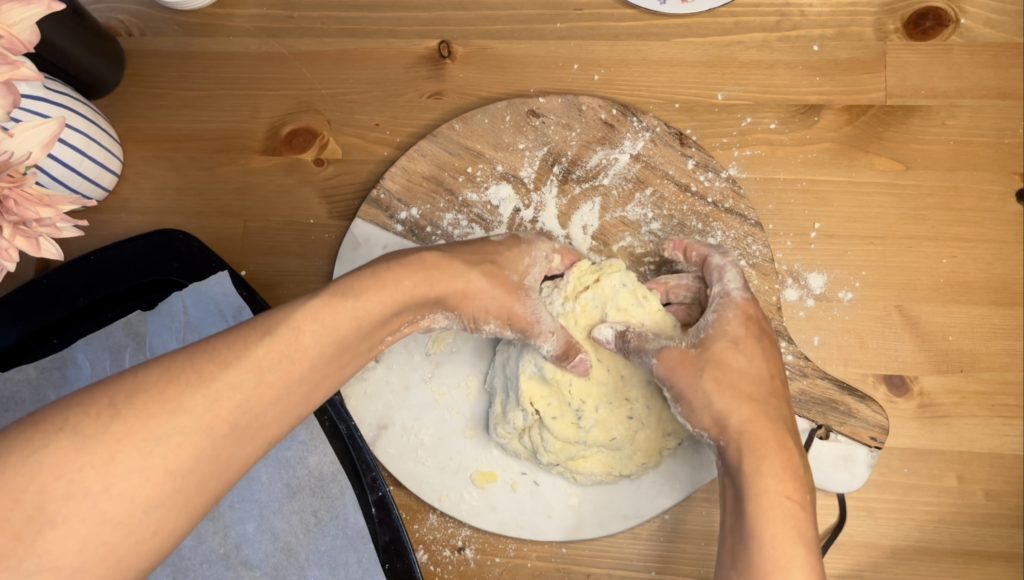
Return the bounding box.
[86,0,1023,42]
[888,43,1024,103]
[3,0,1020,578]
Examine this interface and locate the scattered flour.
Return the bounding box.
[408,509,535,577]
[411,511,481,575]
[567,197,602,253]
[422,112,663,257]
[777,261,863,357]
[782,285,803,303]
[388,98,782,300]
[484,183,519,226]
[535,175,565,239]
[805,271,828,295]
[585,132,651,186]
[518,145,550,183]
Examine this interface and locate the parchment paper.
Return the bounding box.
[0,271,386,579]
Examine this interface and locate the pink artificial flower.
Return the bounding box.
[0,116,65,166]
[0,0,64,56]
[0,0,93,284]
[0,47,42,121]
[0,116,95,283]
[1,178,92,265]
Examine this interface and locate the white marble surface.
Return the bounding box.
[624,0,733,16]
[796,416,881,494]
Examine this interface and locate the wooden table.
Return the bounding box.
[5,1,1022,578]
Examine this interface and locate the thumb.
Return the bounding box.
[523,311,592,377]
[590,323,674,369]
[545,326,592,377]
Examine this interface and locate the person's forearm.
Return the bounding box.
[714,415,826,580]
[0,251,441,578]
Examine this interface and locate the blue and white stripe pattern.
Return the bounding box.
[2,73,123,202]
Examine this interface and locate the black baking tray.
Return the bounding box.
[0,229,421,580]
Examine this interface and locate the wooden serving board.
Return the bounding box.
[355,94,888,449]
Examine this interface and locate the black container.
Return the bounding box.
[27,0,125,100]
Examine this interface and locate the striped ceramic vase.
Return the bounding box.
[2,73,123,202]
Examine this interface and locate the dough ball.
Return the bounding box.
[486,259,686,484]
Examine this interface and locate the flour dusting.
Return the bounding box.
[567,197,602,253]
[779,262,861,319]
[585,132,651,186]
[390,96,770,298]
[484,183,519,226]
[535,175,565,240]
[805,271,828,295]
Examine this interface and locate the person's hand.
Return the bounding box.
[589,239,794,444]
[412,233,592,377]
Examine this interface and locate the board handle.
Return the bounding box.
[777,328,888,449]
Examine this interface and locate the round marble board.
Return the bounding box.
[624,0,733,16]
[332,95,888,541]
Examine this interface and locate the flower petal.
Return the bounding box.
[34,232,62,259]
[0,49,42,82]
[0,117,65,167]
[0,0,65,55]
[0,81,18,121]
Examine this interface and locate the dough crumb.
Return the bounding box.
[470,470,499,489]
[425,330,457,356]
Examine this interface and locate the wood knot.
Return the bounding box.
[261,111,343,163]
[437,39,457,62]
[903,5,957,42]
[282,128,319,156]
[879,374,917,398]
[1015,188,1023,206]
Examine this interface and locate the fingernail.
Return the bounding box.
[590,323,625,349]
[567,352,592,377]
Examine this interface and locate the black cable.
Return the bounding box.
[803,424,823,452]
[802,423,847,557]
[820,493,847,556]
